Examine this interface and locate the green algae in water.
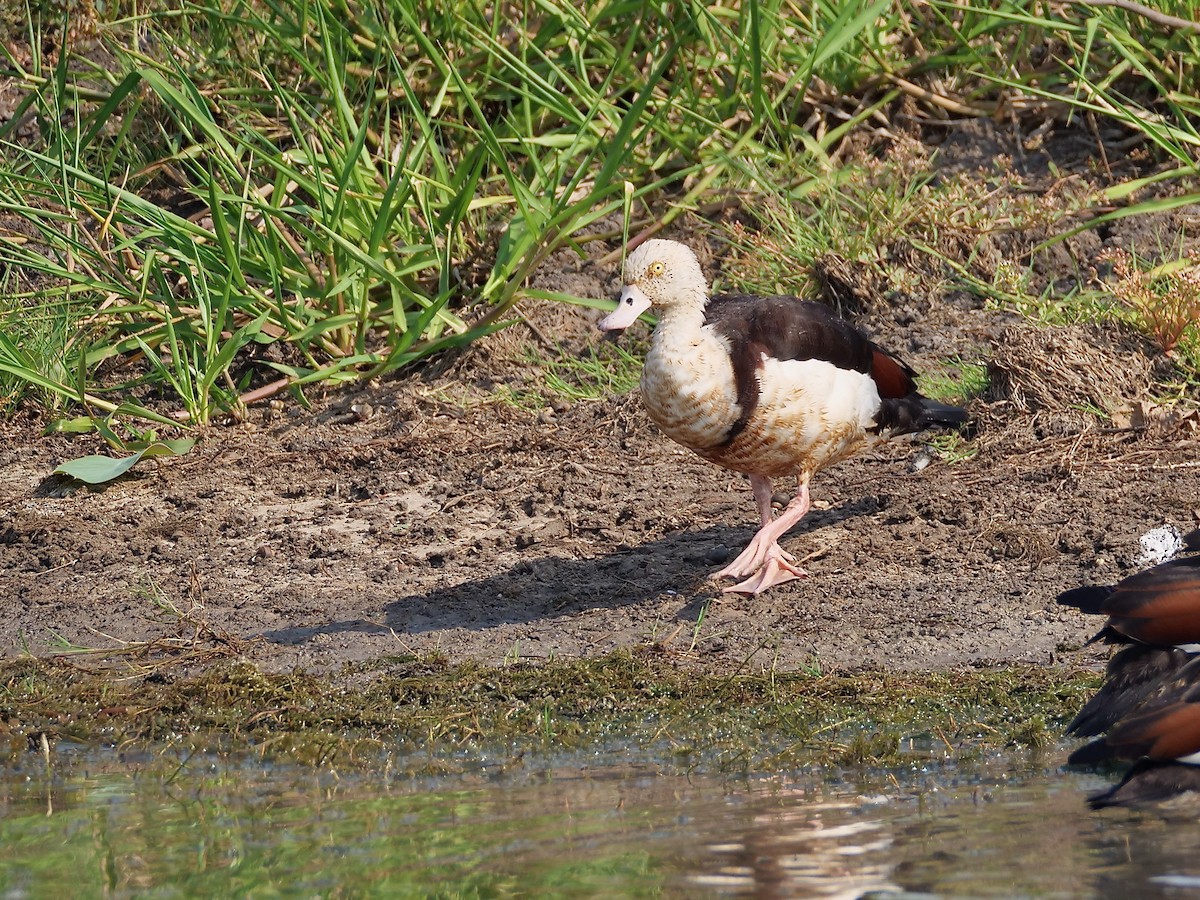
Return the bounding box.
[0,654,1150,896]
[0,654,1097,772]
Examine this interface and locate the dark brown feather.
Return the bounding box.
[1068,656,1200,765]
[705,294,879,373]
[1061,557,1200,645]
[1062,546,1200,806]
[722,339,766,445]
[1067,645,1198,737]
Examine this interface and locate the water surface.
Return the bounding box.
[1,746,1197,897]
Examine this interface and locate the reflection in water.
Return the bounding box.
[682,763,1200,898]
[2,748,1200,896]
[695,795,899,898]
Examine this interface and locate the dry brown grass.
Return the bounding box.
[986,322,1154,435]
[1106,249,1200,356]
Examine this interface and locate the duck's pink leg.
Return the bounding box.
[715,473,811,595]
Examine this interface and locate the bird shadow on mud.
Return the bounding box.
[261,496,881,647]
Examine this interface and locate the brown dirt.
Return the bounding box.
[4,124,1200,678]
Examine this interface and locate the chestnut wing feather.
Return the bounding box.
[1065,557,1200,645]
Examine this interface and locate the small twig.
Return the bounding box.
[654,622,686,650]
[795,544,833,565]
[239,377,295,406]
[520,315,558,351]
[883,73,993,117]
[172,376,298,421]
[933,724,955,754]
[1071,0,1200,31]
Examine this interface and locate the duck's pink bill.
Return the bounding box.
[598,284,651,331]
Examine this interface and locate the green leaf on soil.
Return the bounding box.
[44,417,98,435]
[54,439,196,485]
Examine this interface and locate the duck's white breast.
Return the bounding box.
[640,330,742,452]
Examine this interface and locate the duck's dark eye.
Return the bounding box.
[625,296,634,305]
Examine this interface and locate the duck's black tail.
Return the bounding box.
[1057,585,1114,618]
[876,394,969,435]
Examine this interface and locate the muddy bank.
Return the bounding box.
[3,294,1198,678]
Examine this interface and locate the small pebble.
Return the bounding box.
[706,544,730,564]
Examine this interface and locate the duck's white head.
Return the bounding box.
[597,239,709,331]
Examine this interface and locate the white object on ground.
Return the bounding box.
[1134,524,1184,568]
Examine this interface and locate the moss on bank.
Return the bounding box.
[0,651,1098,774]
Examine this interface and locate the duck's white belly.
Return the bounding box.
[707,357,882,477]
[642,337,883,478]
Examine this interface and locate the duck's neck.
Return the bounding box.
[651,290,709,347]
